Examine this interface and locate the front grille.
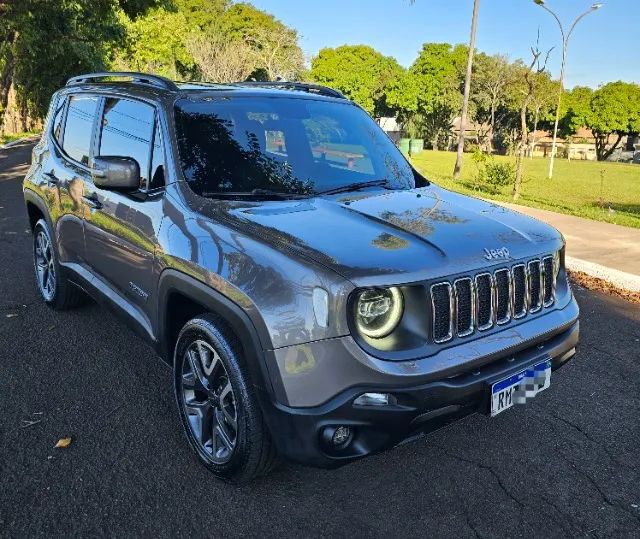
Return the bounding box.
[431,283,453,343]
[430,255,558,344]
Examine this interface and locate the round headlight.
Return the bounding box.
[355,287,404,338]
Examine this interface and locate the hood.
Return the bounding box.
[217,185,562,286]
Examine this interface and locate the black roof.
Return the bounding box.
[66,72,346,100]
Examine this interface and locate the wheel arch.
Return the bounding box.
[157,269,277,396]
[23,190,52,232]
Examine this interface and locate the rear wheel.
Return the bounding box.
[33,219,85,309]
[174,315,279,482]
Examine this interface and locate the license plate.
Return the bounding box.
[490,359,551,417]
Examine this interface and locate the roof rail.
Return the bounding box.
[66,72,179,91]
[233,81,346,99]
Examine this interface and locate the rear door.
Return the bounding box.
[82,96,166,326]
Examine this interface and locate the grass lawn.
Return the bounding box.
[411,150,640,229]
[0,131,40,146]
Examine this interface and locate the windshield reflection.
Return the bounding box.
[174,96,415,197]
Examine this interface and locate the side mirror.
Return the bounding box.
[92,156,140,191]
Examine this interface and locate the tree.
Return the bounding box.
[557,86,593,138]
[221,2,304,81]
[409,43,467,148]
[113,7,198,79]
[186,34,255,83]
[0,0,156,134]
[470,53,515,151]
[116,1,304,83]
[310,45,403,117]
[512,40,553,201]
[244,25,304,81]
[527,72,558,156]
[585,81,640,161]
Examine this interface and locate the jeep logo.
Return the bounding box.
[484,247,510,261]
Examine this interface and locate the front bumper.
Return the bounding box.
[259,315,579,468]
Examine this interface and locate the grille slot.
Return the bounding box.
[494,269,512,324]
[542,255,555,306]
[454,278,474,337]
[475,273,494,330]
[431,283,453,343]
[528,260,542,312]
[512,264,527,318]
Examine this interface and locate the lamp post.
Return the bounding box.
[452,0,481,179]
[533,0,602,179]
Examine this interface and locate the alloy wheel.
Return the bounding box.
[34,229,55,301]
[181,339,238,464]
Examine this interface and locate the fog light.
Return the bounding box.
[353,392,394,406]
[332,425,352,446]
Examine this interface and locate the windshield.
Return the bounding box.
[174,96,415,197]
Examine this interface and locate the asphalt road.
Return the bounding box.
[1,141,639,538]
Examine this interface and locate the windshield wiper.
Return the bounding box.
[201,188,309,200]
[317,180,389,196]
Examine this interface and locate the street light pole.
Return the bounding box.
[453,0,480,179]
[533,0,602,179]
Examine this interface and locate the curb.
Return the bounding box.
[565,255,640,293]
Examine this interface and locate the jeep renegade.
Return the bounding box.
[23,72,579,482]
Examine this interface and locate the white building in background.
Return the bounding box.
[377,117,401,142]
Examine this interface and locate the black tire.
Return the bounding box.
[173,314,279,483]
[33,218,86,310]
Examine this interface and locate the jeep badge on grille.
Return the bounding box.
[484,247,510,261]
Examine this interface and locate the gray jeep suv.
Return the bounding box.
[23,72,579,482]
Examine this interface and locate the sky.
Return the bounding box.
[249,0,639,89]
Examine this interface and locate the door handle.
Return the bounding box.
[83,194,103,210]
[43,172,58,185]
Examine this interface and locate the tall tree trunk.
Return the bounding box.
[594,131,623,161]
[513,100,529,201]
[530,107,540,159]
[489,101,496,153]
[1,80,37,135]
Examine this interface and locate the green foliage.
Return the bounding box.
[0,0,145,121]
[586,82,640,134]
[115,1,304,82]
[471,149,515,194]
[558,86,594,137]
[310,45,404,117]
[410,43,466,115]
[585,81,640,160]
[406,43,467,146]
[113,7,198,78]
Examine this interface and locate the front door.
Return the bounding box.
[45,94,99,266]
[83,96,166,325]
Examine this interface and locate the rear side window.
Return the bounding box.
[149,123,165,190]
[99,98,155,189]
[62,95,98,165]
[51,97,66,143]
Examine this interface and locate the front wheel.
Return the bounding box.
[173,315,279,483]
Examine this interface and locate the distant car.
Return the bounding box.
[23,72,579,482]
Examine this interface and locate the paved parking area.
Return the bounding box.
[1,143,639,537]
